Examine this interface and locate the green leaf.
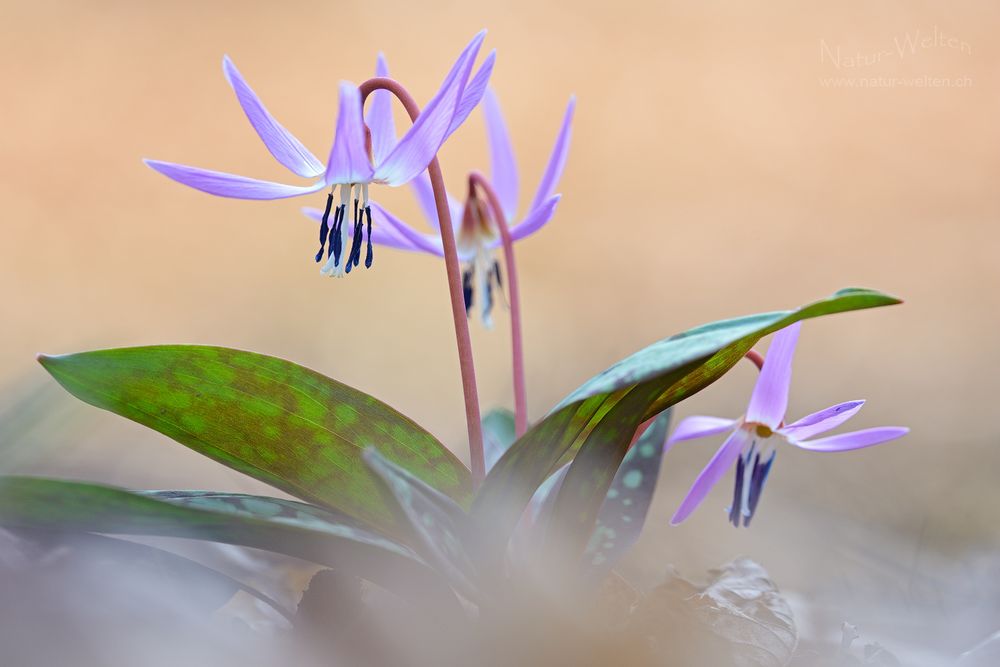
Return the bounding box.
[472,289,900,563]
[563,288,900,417]
[0,476,454,605]
[363,449,479,599]
[37,346,472,537]
[482,408,516,472]
[580,408,672,579]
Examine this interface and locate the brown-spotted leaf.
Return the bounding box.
[37,346,471,537]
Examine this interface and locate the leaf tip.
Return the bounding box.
[834,287,904,305]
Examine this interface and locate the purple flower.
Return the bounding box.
[668,322,908,527]
[143,32,492,277]
[303,84,574,322]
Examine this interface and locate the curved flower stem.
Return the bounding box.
[359,77,485,486]
[468,171,527,438]
[744,349,765,371]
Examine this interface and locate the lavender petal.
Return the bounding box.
[528,96,575,213]
[222,56,324,178]
[482,88,519,220]
[745,322,801,429]
[144,159,323,200]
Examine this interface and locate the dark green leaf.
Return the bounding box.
[581,408,672,579]
[37,346,472,537]
[473,289,900,564]
[0,476,453,605]
[541,386,668,565]
[363,449,479,599]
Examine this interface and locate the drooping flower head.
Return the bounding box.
[668,322,908,526]
[304,84,574,323]
[143,32,493,277]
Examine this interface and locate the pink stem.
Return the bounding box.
[468,172,528,438]
[744,349,765,372]
[359,77,485,487]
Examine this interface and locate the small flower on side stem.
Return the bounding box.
[457,183,508,328]
[143,33,494,278]
[668,322,909,527]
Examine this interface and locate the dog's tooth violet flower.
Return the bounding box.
[668,322,908,527]
[143,32,491,277]
[305,87,573,321]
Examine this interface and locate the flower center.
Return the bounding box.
[458,193,505,327]
[316,183,374,278]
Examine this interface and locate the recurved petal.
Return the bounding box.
[446,50,496,139]
[367,54,397,166]
[504,195,561,243]
[671,428,749,525]
[144,159,324,200]
[325,82,376,185]
[374,31,485,186]
[482,87,519,220]
[745,322,801,429]
[528,96,575,213]
[369,202,445,256]
[791,426,908,452]
[667,415,737,445]
[222,56,325,178]
[779,400,865,441]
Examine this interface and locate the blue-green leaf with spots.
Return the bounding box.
[582,408,672,579]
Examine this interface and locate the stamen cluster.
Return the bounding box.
[316,184,374,277]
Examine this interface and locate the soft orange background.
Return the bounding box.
[3,0,999,648]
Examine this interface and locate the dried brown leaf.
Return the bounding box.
[632,558,797,667]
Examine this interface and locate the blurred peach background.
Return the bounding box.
[2,0,999,654]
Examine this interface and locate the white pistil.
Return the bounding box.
[321,183,353,278]
[476,248,493,329]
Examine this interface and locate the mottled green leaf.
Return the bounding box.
[37,346,472,536]
[580,408,672,579]
[0,476,453,605]
[363,449,479,599]
[473,289,900,563]
[482,408,516,472]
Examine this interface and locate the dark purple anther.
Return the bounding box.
[364,206,373,269]
[315,193,334,262]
